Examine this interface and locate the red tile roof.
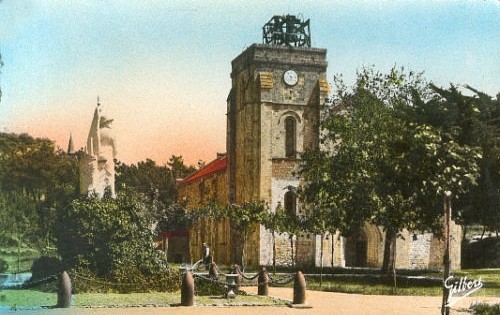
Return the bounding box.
[178,156,227,187]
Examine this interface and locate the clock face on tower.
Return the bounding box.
[283,70,298,86]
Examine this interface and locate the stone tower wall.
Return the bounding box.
[228,44,329,267]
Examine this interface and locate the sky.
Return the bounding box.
[0,1,499,166]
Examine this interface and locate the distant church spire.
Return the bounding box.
[67,132,75,154]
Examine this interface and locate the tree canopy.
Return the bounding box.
[0,132,196,275]
[412,85,499,234]
[0,132,80,249]
[56,189,168,275]
[298,67,485,272]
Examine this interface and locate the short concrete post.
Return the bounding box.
[56,271,72,308]
[232,265,242,292]
[209,262,219,279]
[257,267,269,296]
[293,271,306,305]
[181,271,194,306]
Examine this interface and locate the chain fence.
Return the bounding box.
[70,272,139,288]
[1,270,168,293]
[190,265,295,290]
[1,265,297,296]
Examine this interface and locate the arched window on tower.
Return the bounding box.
[284,191,297,216]
[285,116,296,158]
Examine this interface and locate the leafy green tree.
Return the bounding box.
[115,156,197,231]
[261,203,290,273]
[198,201,227,254]
[156,203,192,232]
[302,201,345,283]
[56,188,167,276]
[0,132,80,249]
[0,191,38,246]
[0,190,39,271]
[167,155,196,181]
[280,207,303,268]
[0,133,58,196]
[115,158,176,206]
[299,67,482,274]
[410,85,499,237]
[227,201,267,270]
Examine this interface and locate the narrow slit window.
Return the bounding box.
[285,116,296,158]
[284,191,297,216]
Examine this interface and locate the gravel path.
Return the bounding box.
[4,287,499,315]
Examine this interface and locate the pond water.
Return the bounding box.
[0,273,32,288]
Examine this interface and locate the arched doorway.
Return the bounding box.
[345,228,368,267]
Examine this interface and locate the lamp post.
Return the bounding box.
[441,191,452,315]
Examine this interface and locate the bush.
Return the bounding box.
[472,303,500,315]
[30,256,63,281]
[56,190,168,276]
[23,256,63,292]
[71,267,182,293]
[463,237,500,268]
[107,267,182,293]
[194,276,226,296]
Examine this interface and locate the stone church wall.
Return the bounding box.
[177,159,230,265]
[428,221,462,271]
[314,233,345,267]
[273,234,295,266]
[340,223,462,270]
[395,229,411,269]
[409,233,433,269]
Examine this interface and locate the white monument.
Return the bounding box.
[80,99,117,198]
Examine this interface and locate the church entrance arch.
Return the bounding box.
[345,227,368,267]
[344,223,383,268]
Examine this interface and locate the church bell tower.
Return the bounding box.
[226,15,330,266]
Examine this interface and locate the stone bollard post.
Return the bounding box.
[56,271,72,308]
[257,267,269,296]
[209,262,219,279]
[232,265,243,292]
[293,271,306,305]
[181,271,195,306]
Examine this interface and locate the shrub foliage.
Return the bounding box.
[56,189,167,277]
[70,268,182,293]
[30,256,63,281]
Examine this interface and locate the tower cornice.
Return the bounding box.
[231,44,327,77]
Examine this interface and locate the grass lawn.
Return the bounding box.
[302,269,500,296]
[0,290,288,309]
[455,269,500,297]
[0,290,55,307]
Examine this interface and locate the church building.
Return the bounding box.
[177,15,461,270]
